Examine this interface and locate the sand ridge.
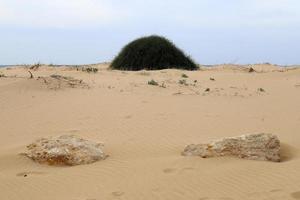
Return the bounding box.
[0,63,300,200]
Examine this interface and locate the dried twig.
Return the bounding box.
[28,71,34,79]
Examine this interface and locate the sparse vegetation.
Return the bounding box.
[148,79,159,86]
[258,88,265,92]
[30,63,42,70]
[0,73,5,78]
[181,73,189,78]
[179,79,188,86]
[82,67,98,73]
[110,35,198,71]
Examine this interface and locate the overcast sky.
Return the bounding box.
[0,0,299,65]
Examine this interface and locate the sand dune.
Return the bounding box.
[0,64,300,200]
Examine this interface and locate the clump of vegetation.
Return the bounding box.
[258,88,265,92]
[0,73,5,78]
[147,79,166,88]
[82,67,98,73]
[110,35,198,71]
[148,79,159,86]
[178,79,188,86]
[181,73,189,78]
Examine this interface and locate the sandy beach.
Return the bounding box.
[0,63,300,200]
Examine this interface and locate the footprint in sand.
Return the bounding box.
[16,171,46,177]
[291,191,300,199]
[111,191,124,197]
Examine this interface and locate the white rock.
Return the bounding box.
[23,135,107,166]
[182,133,280,162]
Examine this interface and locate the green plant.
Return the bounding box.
[110,35,198,71]
[181,73,189,78]
[148,79,159,86]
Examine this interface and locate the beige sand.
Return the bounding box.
[0,63,300,200]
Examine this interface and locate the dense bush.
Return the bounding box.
[110,35,198,71]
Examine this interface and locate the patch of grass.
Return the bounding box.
[110,35,198,71]
[181,73,189,78]
[148,79,159,86]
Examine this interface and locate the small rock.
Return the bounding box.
[182,133,280,162]
[23,135,107,166]
[205,88,210,92]
[258,88,265,92]
[210,77,215,81]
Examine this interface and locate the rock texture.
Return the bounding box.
[182,133,280,162]
[23,135,107,166]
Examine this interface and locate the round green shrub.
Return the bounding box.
[110,35,198,71]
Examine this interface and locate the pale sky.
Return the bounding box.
[0,0,299,65]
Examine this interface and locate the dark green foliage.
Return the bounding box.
[110,35,198,71]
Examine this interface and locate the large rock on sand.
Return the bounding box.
[182,133,280,162]
[23,135,107,166]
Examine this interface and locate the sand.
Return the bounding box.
[0,63,300,200]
